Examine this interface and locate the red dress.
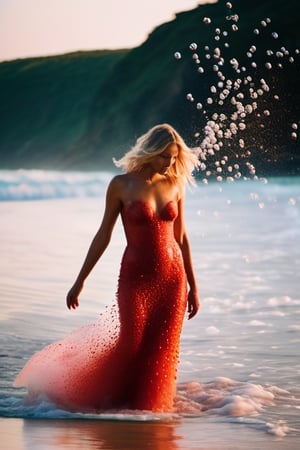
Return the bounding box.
[14,200,188,412]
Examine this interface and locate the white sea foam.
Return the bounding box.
[0,170,113,201]
[265,421,289,437]
[268,296,300,307]
[205,326,220,335]
[175,378,277,417]
[248,320,270,327]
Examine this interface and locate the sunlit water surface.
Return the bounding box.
[0,171,299,449]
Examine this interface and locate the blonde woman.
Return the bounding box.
[15,124,200,413]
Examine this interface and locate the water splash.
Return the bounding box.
[174,1,299,183]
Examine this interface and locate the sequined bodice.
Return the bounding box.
[121,200,181,276]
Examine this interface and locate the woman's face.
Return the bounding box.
[151,143,179,175]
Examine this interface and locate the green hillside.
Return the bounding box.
[0,0,300,175]
[0,50,128,168]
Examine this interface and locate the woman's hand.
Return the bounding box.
[66,281,83,310]
[187,289,200,320]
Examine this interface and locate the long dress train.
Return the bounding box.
[14,200,188,412]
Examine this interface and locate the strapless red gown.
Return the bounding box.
[14,201,188,412]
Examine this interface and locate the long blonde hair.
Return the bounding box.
[113,124,199,185]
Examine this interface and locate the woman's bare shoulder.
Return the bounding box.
[107,173,135,199]
[109,173,133,188]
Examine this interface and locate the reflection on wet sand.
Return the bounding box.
[23,419,181,450]
[6,415,298,450]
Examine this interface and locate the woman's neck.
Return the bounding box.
[138,166,165,185]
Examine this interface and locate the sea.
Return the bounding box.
[0,169,299,450]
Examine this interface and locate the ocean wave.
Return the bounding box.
[1,377,292,439]
[0,170,114,201]
[1,170,300,203]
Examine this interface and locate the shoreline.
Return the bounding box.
[1,416,296,450]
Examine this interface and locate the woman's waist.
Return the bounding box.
[122,241,182,265]
[125,238,180,253]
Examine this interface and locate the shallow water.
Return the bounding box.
[0,171,300,449]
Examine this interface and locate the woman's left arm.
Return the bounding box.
[174,193,200,319]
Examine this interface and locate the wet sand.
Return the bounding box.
[2,417,298,450]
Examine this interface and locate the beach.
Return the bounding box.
[0,171,299,449]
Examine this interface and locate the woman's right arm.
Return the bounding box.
[66,176,123,310]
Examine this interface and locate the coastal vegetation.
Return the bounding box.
[0,0,299,176]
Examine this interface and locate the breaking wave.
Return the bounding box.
[0,170,114,201]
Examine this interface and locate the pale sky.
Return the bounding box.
[0,0,217,62]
